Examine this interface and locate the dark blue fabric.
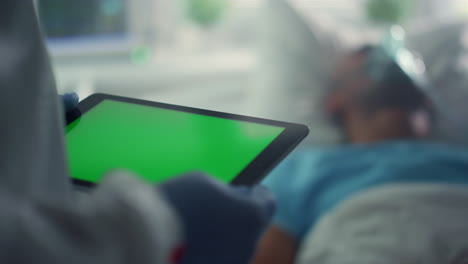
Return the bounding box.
[159,173,275,264]
[61,93,79,113]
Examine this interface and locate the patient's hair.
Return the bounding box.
[357,46,432,116]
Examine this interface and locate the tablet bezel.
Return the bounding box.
[66,93,309,187]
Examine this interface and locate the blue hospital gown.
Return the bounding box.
[263,141,468,241]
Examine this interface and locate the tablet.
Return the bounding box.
[66,93,309,187]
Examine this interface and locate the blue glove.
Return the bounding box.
[61,93,79,113]
[159,173,275,264]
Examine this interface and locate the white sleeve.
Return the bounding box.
[0,2,183,263]
[0,0,71,202]
[1,172,183,264]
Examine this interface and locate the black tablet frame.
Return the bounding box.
[66,93,309,187]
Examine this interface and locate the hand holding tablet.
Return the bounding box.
[66,94,309,187]
[159,172,275,263]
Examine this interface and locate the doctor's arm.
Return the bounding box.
[1,173,183,264]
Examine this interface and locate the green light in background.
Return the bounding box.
[365,0,412,25]
[186,0,228,28]
[100,0,123,16]
[131,46,152,64]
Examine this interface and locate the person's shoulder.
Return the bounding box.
[293,144,374,165]
[326,140,452,157]
[343,140,468,169]
[380,140,468,158]
[293,145,352,159]
[293,147,332,160]
[262,147,333,187]
[411,141,468,163]
[273,146,355,180]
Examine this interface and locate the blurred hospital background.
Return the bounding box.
[38,0,468,145]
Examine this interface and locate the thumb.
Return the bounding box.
[61,93,79,113]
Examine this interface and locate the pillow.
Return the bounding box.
[407,21,468,145]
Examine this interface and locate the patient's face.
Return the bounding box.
[326,53,373,116]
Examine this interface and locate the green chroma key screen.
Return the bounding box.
[66,100,285,184]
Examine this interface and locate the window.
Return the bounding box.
[38,0,127,39]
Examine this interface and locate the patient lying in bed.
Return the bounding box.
[252,45,468,264]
